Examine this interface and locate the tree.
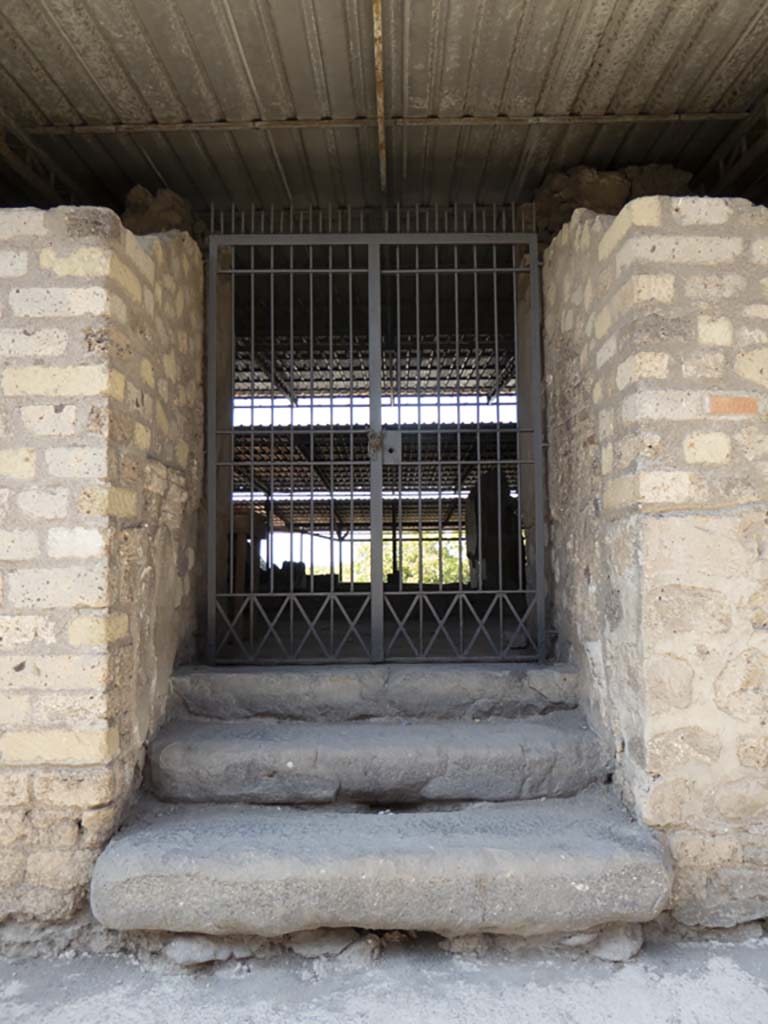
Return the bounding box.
[350,534,468,585]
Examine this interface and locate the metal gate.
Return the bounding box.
[206,209,545,664]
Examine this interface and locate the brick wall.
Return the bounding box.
[0,207,203,921]
[544,196,768,928]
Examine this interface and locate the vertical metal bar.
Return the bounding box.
[492,241,503,656]
[435,242,442,592]
[473,242,482,604]
[309,246,315,597]
[415,243,423,654]
[268,245,276,597]
[249,244,256,657]
[228,254,236,611]
[328,242,335,656]
[396,242,403,601]
[512,240,523,645]
[453,242,463,653]
[348,240,355,594]
[289,243,295,655]
[205,241,219,662]
[369,242,384,661]
[528,241,547,658]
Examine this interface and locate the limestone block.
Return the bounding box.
[0,769,29,804]
[77,486,137,517]
[637,471,690,504]
[0,328,68,358]
[79,806,121,847]
[646,727,721,772]
[714,780,768,823]
[683,431,731,464]
[684,274,745,300]
[0,807,33,845]
[134,423,151,450]
[622,390,707,422]
[671,197,734,226]
[47,526,106,559]
[734,348,768,388]
[108,259,142,303]
[642,514,755,591]
[748,585,768,630]
[8,565,107,609]
[682,351,725,379]
[32,765,115,807]
[641,777,702,829]
[0,449,36,480]
[39,246,111,277]
[631,274,675,303]
[738,736,768,769]
[616,352,669,391]
[597,198,662,261]
[25,849,97,890]
[0,654,109,691]
[8,286,115,318]
[0,726,118,765]
[67,612,129,646]
[2,364,108,398]
[44,446,107,481]
[0,209,46,238]
[0,614,56,649]
[20,404,77,436]
[17,487,69,520]
[140,358,155,388]
[0,530,40,561]
[714,644,768,721]
[697,316,733,347]
[0,691,31,725]
[645,655,694,711]
[31,688,110,727]
[617,235,743,270]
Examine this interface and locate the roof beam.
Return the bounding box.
[694,93,768,194]
[372,0,387,193]
[28,111,748,138]
[0,116,87,203]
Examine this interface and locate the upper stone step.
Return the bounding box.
[148,709,608,805]
[90,788,671,938]
[172,662,577,721]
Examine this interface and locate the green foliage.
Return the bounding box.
[350,535,468,584]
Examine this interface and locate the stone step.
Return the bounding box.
[148,710,608,805]
[172,662,577,722]
[90,788,671,938]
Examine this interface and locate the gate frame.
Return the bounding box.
[205,231,545,663]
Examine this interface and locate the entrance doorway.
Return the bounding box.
[206,211,545,663]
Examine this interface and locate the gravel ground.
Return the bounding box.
[2,936,768,1024]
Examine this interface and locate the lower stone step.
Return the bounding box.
[90,788,671,938]
[172,662,577,721]
[148,710,608,805]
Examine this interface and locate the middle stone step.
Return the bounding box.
[148,709,609,805]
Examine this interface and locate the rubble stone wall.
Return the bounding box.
[544,196,768,927]
[0,207,203,921]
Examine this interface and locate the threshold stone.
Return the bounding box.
[90,788,671,938]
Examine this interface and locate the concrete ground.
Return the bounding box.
[2,937,768,1024]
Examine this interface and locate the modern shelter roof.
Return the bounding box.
[1,0,767,209]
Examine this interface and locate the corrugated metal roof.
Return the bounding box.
[1,0,767,208]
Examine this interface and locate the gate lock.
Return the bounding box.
[369,429,401,464]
